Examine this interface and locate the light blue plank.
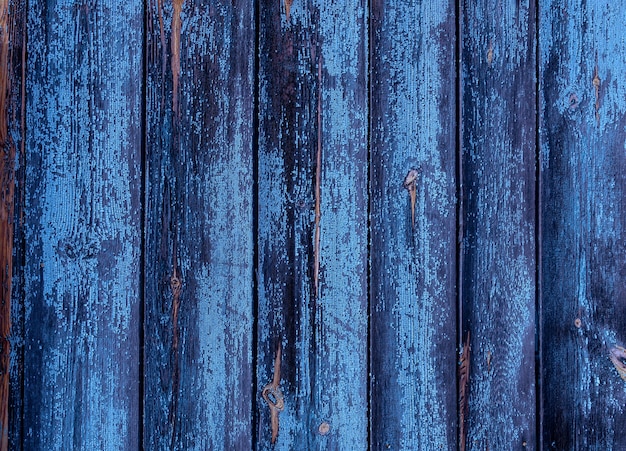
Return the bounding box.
[23,1,143,449]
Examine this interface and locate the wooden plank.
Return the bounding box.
[256,1,369,449]
[143,0,255,449]
[6,0,27,448]
[461,1,537,449]
[369,0,458,449]
[22,1,143,449]
[540,2,626,448]
[0,1,26,448]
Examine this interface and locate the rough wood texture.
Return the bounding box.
[6,0,26,448]
[0,1,18,448]
[22,1,143,449]
[256,0,369,449]
[144,0,255,449]
[461,0,537,449]
[540,2,626,448]
[369,0,457,449]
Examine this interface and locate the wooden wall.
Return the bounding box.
[1,0,626,450]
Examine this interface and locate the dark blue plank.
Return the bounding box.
[540,2,626,448]
[144,0,256,449]
[257,1,369,449]
[462,1,537,449]
[22,1,143,449]
[369,0,458,449]
[6,1,27,448]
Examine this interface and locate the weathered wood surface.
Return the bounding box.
[461,0,537,449]
[144,0,256,449]
[1,1,25,449]
[369,0,457,449]
[257,0,369,449]
[22,1,143,449]
[8,1,626,449]
[540,2,626,449]
[6,1,26,449]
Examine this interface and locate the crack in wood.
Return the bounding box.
[313,61,322,299]
[171,0,185,115]
[403,168,419,230]
[593,55,600,125]
[459,331,471,451]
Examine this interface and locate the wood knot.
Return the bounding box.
[609,345,626,381]
[170,275,182,297]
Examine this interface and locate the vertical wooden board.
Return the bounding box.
[461,1,537,449]
[540,2,626,448]
[369,0,457,449]
[7,0,27,447]
[256,1,318,448]
[144,1,255,449]
[22,1,143,449]
[256,1,369,449]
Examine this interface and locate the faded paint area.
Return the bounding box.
[541,3,626,446]
[370,0,457,449]
[23,1,142,449]
[144,1,255,449]
[462,0,537,449]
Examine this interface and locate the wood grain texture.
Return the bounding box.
[144,0,255,449]
[6,0,26,448]
[256,1,369,449]
[540,2,626,448]
[369,0,457,449]
[0,0,21,448]
[22,1,143,449]
[461,1,537,449]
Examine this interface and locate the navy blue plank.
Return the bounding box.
[22,1,143,449]
[369,0,458,449]
[144,0,256,449]
[256,1,369,449]
[540,2,626,448]
[6,1,27,448]
[461,1,537,449]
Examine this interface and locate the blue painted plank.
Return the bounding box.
[369,0,458,449]
[540,2,626,448]
[144,0,256,449]
[462,1,537,449]
[257,1,369,449]
[22,1,143,449]
[6,1,27,448]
